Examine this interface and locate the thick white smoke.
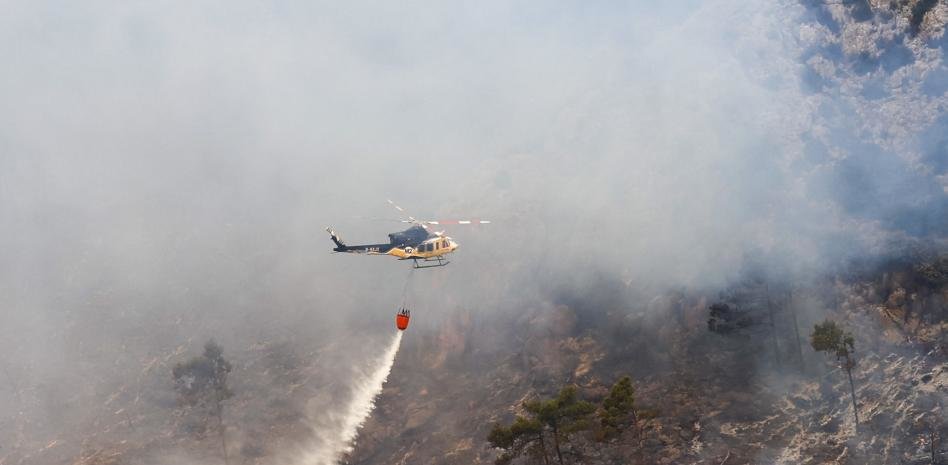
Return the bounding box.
[299,331,403,465]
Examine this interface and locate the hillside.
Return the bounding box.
[345,251,947,465]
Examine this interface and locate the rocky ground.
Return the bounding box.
[4,253,943,465]
[348,253,947,465]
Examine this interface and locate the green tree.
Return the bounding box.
[810,320,859,428]
[488,416,550,465]
[525,386,595,464]
[489,386,595,465]
[598,376,636,439]
[173,339,234,464]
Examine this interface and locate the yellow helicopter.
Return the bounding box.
[326,200,489,268]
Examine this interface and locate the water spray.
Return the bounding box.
[299,330,403,465]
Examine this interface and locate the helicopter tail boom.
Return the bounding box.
[326,227,395,254]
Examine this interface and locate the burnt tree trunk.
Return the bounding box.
[537,432,551,465]
[551,421,564,465]
[765,285,781,367]
[788,290,805,369]
[215,395,229,465]
[930,430,936,465]
[845,358,859,429]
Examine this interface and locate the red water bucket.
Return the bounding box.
[396,312,410,330]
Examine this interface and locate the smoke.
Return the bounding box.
[297,330,402,465]
[0,0,946,463]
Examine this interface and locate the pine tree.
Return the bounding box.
[810,320,858,429]
[524,386,595,464]
[489,386,595,465]
[488,417,550,465]
[173,339,234,464]
[598,376,636,439]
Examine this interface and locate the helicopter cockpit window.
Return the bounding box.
[442,240,449,248]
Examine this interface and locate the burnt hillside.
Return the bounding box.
[350,252,948,465]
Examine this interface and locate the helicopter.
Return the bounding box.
[326,200,489,268]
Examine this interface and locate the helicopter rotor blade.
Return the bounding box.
[350,215,405,222]
[387,199,491,231]
[386,199,417,223]
[408,220,492,225]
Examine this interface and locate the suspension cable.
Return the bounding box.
[400,266,415,309]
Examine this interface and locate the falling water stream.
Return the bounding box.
[299,331,403,465]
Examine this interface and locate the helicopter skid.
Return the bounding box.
[409,256,450,268]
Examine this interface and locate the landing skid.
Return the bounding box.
[412,256,449,269]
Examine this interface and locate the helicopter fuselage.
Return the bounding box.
[327,225,459,263]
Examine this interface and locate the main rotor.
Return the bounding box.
[386,199,490,235]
